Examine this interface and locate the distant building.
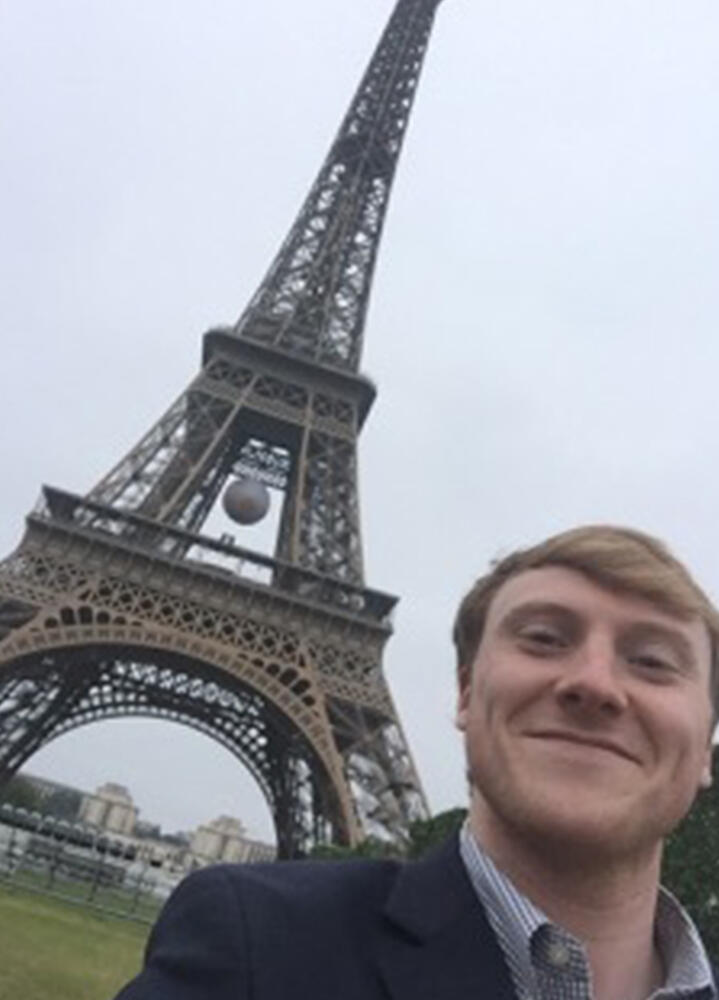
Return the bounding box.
[191,816,275,865]
[16,772,85,820]
[78,782,137,836]
[19,772,80,802]
[15,772,275,870]
[134,819,162,840]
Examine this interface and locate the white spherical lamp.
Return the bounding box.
[222,478,270,525]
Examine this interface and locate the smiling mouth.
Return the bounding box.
[526,731,639,764]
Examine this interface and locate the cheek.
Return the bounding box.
[458,649,531,735]
[659,699,713,779]
[461,669,504,739]
[477,658,543,727]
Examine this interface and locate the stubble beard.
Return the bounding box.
[465,756,668,878]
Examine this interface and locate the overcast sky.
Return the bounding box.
[2,0,719,843]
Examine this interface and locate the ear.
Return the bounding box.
[455,665,471,732]
[699,742,714,789]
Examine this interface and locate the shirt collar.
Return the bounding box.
[459,823,715,999]
[654,887,715,997]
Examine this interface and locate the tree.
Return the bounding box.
[309,837,403,861]
[407,808,467,859]
[0,775,42,812]
[662,750,719,959]
[43,786,83,821]
[309,809,468,862]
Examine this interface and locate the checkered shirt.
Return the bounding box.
[459,824,715,1000]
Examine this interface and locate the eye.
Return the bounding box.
[627,651,678,676]
[516,624,567,652]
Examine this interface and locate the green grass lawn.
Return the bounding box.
[0,885,150,1000]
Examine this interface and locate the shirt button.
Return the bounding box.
[546,941,571,968]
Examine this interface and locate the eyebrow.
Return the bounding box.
[498,602,581,634]
[502,601,583,621]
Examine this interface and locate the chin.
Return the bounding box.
[476,779,662,862]
[516,795,618,841]
[523,796,676,864]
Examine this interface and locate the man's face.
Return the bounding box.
[456,566,714,862]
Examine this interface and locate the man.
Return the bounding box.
[116,525,718,1000]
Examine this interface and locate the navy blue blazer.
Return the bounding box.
[115,835,517,1000]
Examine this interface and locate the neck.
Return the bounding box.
[469,801,665,1000]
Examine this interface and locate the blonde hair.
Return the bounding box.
[452,525,719,715]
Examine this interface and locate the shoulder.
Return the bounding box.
[180,855,405,921]
[116,859,407,998]
[169,857,408,989]
[114,837,486,1000]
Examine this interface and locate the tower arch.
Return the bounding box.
[0,639,352,857]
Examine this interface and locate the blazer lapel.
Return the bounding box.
[376,836,517,1000]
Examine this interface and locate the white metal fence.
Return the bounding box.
[0,804,172,923]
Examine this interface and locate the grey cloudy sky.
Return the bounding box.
[2,0,719,842]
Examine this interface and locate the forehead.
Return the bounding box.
[486,566,711,659]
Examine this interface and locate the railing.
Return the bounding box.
[0,805,174,924]
[31,487,397,629]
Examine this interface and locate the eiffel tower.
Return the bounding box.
[0,0,443,858]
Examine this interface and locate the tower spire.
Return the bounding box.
[234,0,443,370]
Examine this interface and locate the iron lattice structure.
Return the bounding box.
[0,0,442,857]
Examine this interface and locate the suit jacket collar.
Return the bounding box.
[377,834,517,1000]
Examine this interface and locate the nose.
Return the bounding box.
[553,637,628,717]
